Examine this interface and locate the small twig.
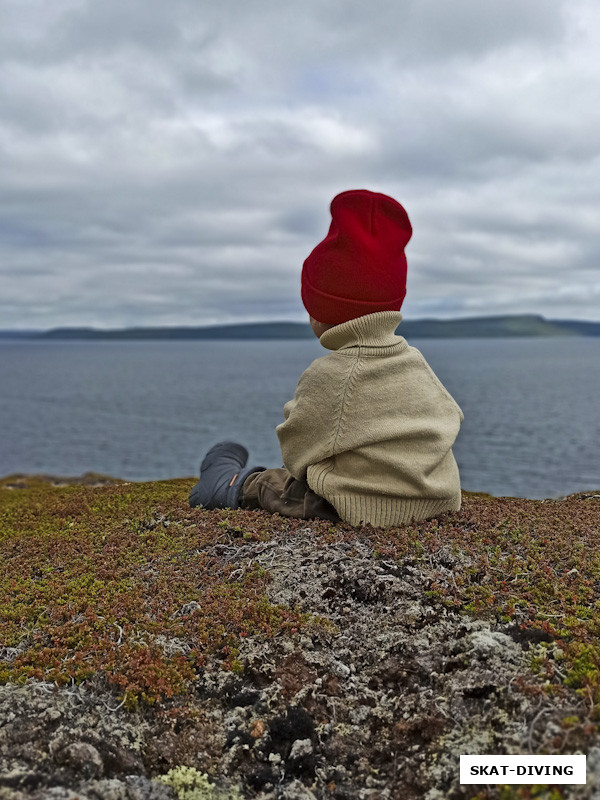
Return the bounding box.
[102,694,128,713]
[113,623,124,645]
[528,706,548,753]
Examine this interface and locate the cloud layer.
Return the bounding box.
[1,0,599,328]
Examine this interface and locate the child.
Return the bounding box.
[189,189,463,527]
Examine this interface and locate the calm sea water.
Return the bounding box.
[1,338,598,499]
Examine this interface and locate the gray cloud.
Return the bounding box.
[1,0,599,329]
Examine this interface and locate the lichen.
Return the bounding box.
[155,765,242,799]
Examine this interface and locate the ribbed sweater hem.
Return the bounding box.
[323,493,462,527]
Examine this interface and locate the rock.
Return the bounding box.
[37,789,93,800]
[124,775,181,799]
[83,779,131,800]
[179,601,201,615]
[331,660,351,679]
[57,742,104,779]
[289,738,313,760]
[468,627,518,661]
[280,779,317,800]
[585,747,600,794]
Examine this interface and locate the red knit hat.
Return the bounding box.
[301,189,412,325]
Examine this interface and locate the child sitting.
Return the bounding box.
[189,189,463,527]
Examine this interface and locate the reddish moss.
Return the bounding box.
[0,479,304,706]
[2,479,599,712]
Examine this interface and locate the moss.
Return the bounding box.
[0,479,305,706]
[563,643,600,695]
[2,477,599,717]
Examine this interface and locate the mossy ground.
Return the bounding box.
[0,476,302,708]
[1,475,599,799]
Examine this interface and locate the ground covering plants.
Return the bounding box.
[0,476,303,708]
[0,474,599,799]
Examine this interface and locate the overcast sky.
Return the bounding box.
[1,0,599,329]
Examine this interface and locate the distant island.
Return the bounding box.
[1,314,599,340]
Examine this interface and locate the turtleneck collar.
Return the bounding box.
[319,311,406,352]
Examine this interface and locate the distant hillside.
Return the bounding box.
[397,314,597,338]
[39,322,314,340]
[410,315,599,337]
[547,318,600,337]
[0,330,41,338]
[2,314,599,340]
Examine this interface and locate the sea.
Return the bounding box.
[1,337,599,499]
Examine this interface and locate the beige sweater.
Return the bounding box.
[276,311,464,527]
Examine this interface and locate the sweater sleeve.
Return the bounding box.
[276,356,340,481]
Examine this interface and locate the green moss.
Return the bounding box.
[561,715,580,728]
[563,643,600,693]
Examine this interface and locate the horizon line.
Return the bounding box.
[3,311,600,333]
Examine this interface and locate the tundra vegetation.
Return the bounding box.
[0,474,599,799]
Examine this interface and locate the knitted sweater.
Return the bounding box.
[276,311,463,527]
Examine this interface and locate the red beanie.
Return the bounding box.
[301,189,412,325]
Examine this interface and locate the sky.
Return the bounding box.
[1,0,599,330]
